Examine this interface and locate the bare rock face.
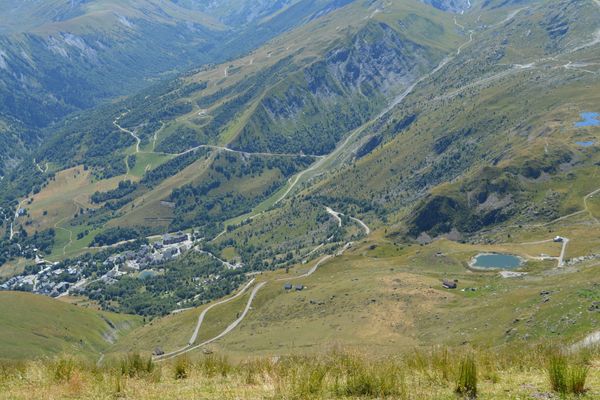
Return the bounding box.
[421,0,471,13]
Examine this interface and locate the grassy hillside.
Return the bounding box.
[102,228,599,360]
[0,291,141,360]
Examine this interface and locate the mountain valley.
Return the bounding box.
[0,1,599,398]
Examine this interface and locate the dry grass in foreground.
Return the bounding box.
[0,346,598,399]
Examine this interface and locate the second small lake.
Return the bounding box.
[471,253,523,270]
[575,112,600,128]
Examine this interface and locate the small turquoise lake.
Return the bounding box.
[575,112,600,128]
[576,141,595,147]
[471,253,523,270]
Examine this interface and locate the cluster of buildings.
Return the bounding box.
[1,260,83,297]
[103,232,191,272]
[1,232,194,297]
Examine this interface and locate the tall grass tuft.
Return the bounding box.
[568,364,589,395]
[455,354,477,398]
[52,357,76,382]
[174,355,191,380]
[547,354,568,394]
[0,360,26,382]
[241,358,275,385]
[199,354,232,377]
[546,352,589,395]
[113,375,125,399]
[333,353,404,398]
[119,353,155,378]
[294,360,327,397]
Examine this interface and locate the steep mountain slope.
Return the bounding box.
[172,0,300,25]
[0,0,365,176]
[0,291,140,360]
[295,0,600,239]
[1,0,460,260]
[422,0,471,12]
[0,0,222,175]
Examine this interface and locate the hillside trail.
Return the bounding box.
[493,185,600,233]
[152,121,165,151]
[583,187,600,224]
[113,112,141,177]
[175,143,322,159]
[9,199,27,241]
[54,214,74,256]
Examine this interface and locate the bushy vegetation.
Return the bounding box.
[90,227,141,247]
[91,181,138,204]
[140,149,209,188]
[0,228,55,265]
[83,252,246,316]
[167,153,313,232]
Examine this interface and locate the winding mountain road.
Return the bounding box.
[155,279,256,360]
[349,216,370,235]
[155,204,367,359]
[276,254,333,282]
[325,206,370,235]
[114,115,141,154]
[325,207,342,227]
[583,187,600,224]
[156,281,265,361]
[176,143,323,159]
[195,248,238,270]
